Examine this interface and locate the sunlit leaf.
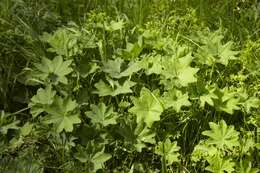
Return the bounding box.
[44,97,81,133]
[86,103,117,127]
[202,120,239,150]
[162,88,191,112]
[195,29,239,66]
[93,79,135,96]
[155,138,180,165]
[31,56,73,85]
[129,88,163,127]
[206,156,235,173]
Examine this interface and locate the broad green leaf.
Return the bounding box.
[102,58,142,78]
[243,97,260,113]
[74,145,111,172]
[161,53,199,87]
[177,66,199,86]
[200,94,216,107]
[238,160,259,173]
[155,138,180,165]
[102,58,123,78]
[202,120,239,150]
[106,20,124,31]
[202,86,243,114]
[44,97,81,133]
[42,28,71,56]
[129,88,163,127]
[141,47,198,87]
[175,53,199,86]
[142,54,163,75]
[195,30,239,66]
[93,80,113,96]
[119,61,142,77]
[206,156,235,173]
[191,140,219,162]
[218,42,239,66]
[134,123,156,152]
[29,86,56,117]
[32,56,73,85]
[121,41,143,60]
[114,80,136,95]
[200,85,218,108]
[30,85,56,105]
[162,88,191,112]
[218,98,240,114]
[214,87,241,114]
[86,103,117,126]
[117,119,155,152]
[41,26,94,57]
[92,149,111,172]
[93,79,135,96]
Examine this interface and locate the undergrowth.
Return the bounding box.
[0,0,259,172]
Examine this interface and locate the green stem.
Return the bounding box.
[7,107,31,116]
[162,141,167,173]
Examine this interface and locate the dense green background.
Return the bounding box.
[0,0,259,172]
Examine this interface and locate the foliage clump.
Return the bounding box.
[0,0,259,172]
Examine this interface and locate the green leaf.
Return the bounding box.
[31,56,73,85]
[214,87,241,114]
[102,58,142,78]
[93,80,113,96]
[102,58,124,78]
[92,148,111,172]
[30,85,56,105]
[243,97,260,113]
[129,88,163,127]
[20,122,33,136]
[206,156,235,173]
[201,86,243,114]
[119,61,142,77]
[117,119,155,152]
[191,140,219,162]
[218,42,239,66]
[200,85,218,108]
[93,79,135,96]
[86,103,117,127]
[218,98,240,114]
[238,160,259,173]
[202,120,239,150]
[161,53,199,87]
[134,123,156,152]
[141,46,198,87]
[155,138,180,165]
[29,86,56,117]
[44,97,81,133]
[106,20,124,31]
[74,144,111,172]
[142,54,163,75]
[195,30,239,66]
[42,28,71,56]
[162,88,191,112]
[41,26,92,57]
[121,41,143,60]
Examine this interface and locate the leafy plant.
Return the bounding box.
[1,0,259,172]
